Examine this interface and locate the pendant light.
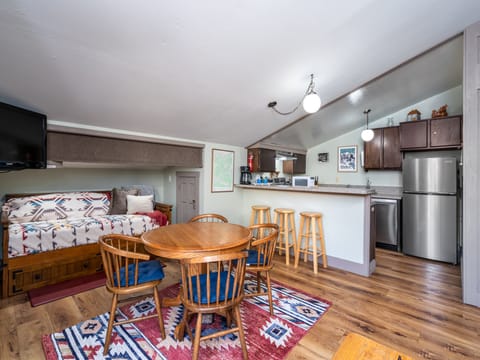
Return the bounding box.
[361,109,374,142]
[268,74,322,115]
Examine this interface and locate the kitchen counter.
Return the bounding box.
[236,183,375,195]
[236,184,375,277]
[236,184,402,199]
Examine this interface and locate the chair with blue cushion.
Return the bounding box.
[99,234,166,356]
[179,251,248,360]
[245,223,279,315]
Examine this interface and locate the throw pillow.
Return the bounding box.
[127,194,154,214]
[110,188,139,215]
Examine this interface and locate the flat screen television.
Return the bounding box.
[0,101,47,170]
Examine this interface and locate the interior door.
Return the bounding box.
[176,172,199,223]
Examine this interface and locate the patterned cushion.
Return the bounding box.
[6,192,110,224]
[8,214,158,258]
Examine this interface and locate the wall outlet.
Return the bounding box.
[336,176,340,183]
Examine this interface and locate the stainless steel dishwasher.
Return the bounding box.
[372,198,401,251]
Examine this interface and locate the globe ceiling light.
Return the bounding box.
[302,92,322,113]
[268,74,322,115]
[361,128,374,142]
[361,108,374,142]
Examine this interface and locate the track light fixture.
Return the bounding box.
[361,108,374,142]
[268,74,322,115]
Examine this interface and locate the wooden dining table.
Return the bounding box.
[142,222,252,259]
[141,222,252,339]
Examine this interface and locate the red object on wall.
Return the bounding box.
[248,153,254,172]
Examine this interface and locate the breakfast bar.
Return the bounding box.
[236,184,376,276]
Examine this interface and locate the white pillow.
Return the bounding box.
[126,194,154,214]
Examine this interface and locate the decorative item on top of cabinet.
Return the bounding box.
[399,115,462,151]
[406,109,421,121]
[364,126,402,170]
[282,153,306,174]
[248,148,276,172]
[431,104,448,118]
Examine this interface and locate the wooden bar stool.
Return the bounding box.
[273,208,297,265]
[295,211,327,274]
[249,205,271,226]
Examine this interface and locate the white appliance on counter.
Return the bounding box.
[292,176,315,187]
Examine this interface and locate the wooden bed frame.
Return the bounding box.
[1,191,172,298]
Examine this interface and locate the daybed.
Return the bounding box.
[1,189,172,297]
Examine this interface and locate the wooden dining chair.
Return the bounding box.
[188,213,229,223]
[245,223,279,315]
[179,251,249,360]
[99,234,166,356]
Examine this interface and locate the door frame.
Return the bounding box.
[462,21,480,306]
[175,171,200,223]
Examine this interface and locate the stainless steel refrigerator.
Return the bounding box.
[402,157,458,263]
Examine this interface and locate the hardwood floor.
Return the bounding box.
[1,249,479,359]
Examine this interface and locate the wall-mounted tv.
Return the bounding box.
[0,101,47,170]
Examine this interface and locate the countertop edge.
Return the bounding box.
[235,184,375,196]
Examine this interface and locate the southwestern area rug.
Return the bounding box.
[42,274,331,359]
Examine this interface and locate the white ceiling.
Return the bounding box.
[0,1,479,150]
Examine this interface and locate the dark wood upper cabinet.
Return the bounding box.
[364,126,402,170]
[399,116,462,151]
[282,153,306,174]
[382,127,402,168]
[430,116,462,147]
[364,128,383,169]
[248,148,276,172]
[399,120,428,149]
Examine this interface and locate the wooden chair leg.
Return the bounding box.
[182,310,192,341]
[192,313,203,360]
[305,217,311,262]
[234,305,249,360]
[266,271,274,316]
[152,287,165,339]
[319,219,328,268]
[311,217,318,274]
[104,294,118,356]
[283,213,290,265]
[289,213,297,263]
[295,215,305,268]
[256,272,261,293]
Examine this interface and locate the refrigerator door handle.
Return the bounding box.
[403,191,457,196]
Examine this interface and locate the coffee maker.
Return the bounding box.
[240,166,252,184]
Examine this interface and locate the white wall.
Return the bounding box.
[307,85,463,187]
[157,142,247,224]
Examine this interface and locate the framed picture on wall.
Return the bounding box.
[318,152,329,162]
[211,148,234,192]
[337,145,357,172]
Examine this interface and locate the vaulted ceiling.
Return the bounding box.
[0,1,479,150]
